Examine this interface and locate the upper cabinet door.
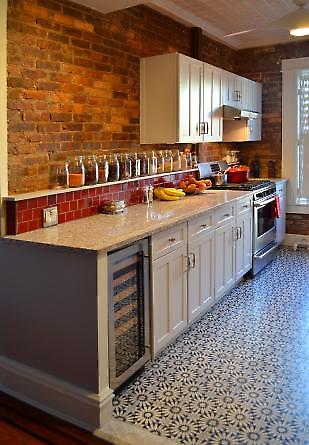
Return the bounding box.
[201,64,222,142]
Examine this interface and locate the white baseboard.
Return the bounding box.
[0,355,113,431]
[283,234,309,247]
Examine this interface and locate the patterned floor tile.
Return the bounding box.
[113,248,309,445]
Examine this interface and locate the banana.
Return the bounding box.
[163,188,186,197]
[154,187,180,201]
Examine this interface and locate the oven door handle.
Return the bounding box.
[254,242,278,259]
[254,195,276,208]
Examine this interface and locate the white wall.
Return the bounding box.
[0,0,8,235]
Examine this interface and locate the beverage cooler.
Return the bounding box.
[108,239,150,390]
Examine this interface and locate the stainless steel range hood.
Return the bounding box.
[222,105,260,120]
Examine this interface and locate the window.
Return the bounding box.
[297,71,309,205]
[282,57,309,214]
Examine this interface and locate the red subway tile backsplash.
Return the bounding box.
[6,171,198,235]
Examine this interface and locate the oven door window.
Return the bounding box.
[257,201,275,237]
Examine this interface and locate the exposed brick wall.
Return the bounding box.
[7,0,237,194]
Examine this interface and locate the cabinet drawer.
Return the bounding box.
[237,195,252,215]
[188,211,214,241]
[215,204,234,226]
[152,222,187,260]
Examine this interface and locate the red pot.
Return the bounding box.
[227,166,250,183]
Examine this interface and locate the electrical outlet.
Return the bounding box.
[43,206,58,228]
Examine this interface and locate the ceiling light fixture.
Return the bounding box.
[290,27,309,36]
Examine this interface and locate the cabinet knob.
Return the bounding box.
[168,237,176,243]
[200,223,208,229]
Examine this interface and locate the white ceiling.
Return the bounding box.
[74,0,309,49]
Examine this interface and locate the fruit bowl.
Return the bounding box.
[179,176,212,195]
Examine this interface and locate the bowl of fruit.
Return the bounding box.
[179,175,212,195]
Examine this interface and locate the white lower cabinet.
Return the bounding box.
[214,221,235,299]
[151,195,253,356]
[188,230,215,323]
[152,244,188,356]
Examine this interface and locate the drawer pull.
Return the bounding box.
[223,213,230,218]
[200,224,208,229]
[168,237,176,243]
[242,204,249,209]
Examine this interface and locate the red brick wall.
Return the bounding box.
[7,0,192,193]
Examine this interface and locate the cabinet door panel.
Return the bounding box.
[190,61,203,142]
[215,223,235,299]
[188,231,214,323]
[152,246,187,356]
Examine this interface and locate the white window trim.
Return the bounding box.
[282,57,309,214]
[0,0,8,235]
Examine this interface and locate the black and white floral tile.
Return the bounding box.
[113,248,309,445]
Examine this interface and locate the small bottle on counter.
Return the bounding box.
[149,151,158,175]
[97,155,109,183]
[140,152,150,176]
[108,153,120,182]
[67,156,85,188]
[84,155,99,186]
[119,153,132,180]
[157,151,165,174]
[130,152,141,178]
[50,163,69,189]
[164,150,173,173]
[251,157,260,178]
[173,149,182,171]
[180,152,188,170]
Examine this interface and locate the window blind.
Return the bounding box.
[297,71,309,204]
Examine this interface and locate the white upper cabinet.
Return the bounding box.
[140,53,204,144]
[140,53,223,144]
[140,53,262,144]
[222,70,262,112]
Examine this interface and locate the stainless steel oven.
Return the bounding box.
[252,184,278,275]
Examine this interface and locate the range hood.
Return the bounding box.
[222,105,260,120]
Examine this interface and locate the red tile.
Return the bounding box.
[33,208,42,220]
[17,222,28,234]
[74,210,82,219]
[22,209,33,222]
[28,198,38,209]
[17,211,23,223]
[48,195,57,206]
[70,201,78,211]
[59,202,70,213]
[109,184,121,193]
[82,208,91,218]
[73,190,82,200]
[65,192,74,202]
[38,196,48,208]
[18,200,28,211]
[66,211,74,222]
[82,189,89,197]
[58,214,66,224]
[88,188,96,196]
[28,220,40,231]
[78,199,87,209]
[56,193,66,203]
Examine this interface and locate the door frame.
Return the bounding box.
[0,0,8,235]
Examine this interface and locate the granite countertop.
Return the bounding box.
[5,190,251,252]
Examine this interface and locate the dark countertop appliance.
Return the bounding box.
[198,162,279,276]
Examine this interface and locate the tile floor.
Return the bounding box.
[113,248,309,444]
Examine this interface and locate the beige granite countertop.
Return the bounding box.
[5,190,251,252]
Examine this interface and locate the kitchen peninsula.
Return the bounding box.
[0,189,252,433]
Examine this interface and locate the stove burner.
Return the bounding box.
[211,180,273,191]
